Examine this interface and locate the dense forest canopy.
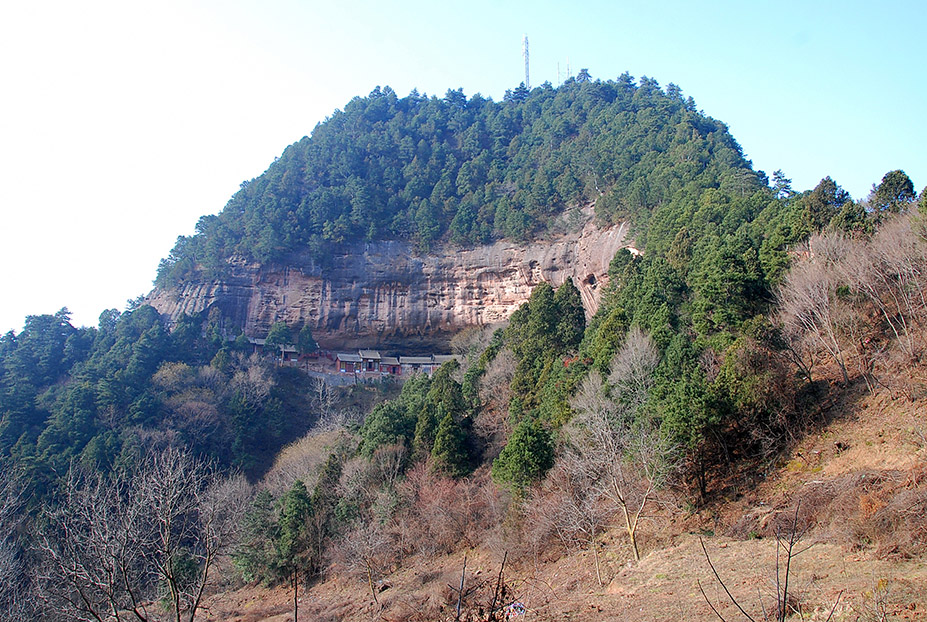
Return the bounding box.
[0,304,322,499]
[156,73,759,286]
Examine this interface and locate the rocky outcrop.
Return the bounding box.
[147,213,630,350]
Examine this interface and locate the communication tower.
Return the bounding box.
[523,35,530,90]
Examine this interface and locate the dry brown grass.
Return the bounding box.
[262,429,353,495]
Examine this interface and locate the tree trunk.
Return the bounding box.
[293,567,299,622]
[366,561,378,605]
[621,504,641,562]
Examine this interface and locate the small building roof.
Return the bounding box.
[432,355,456,365]
[337,353,363,363]
[380,356,400,366]
[249,337,297,353]
[400,356,433,365]
[358,350,381,360]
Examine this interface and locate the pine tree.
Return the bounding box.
[554,279,586,350]
[297,324,318,354]
[430,407,469,478]
[491,416,554,493]
[871,169,916,213]
[412,403,439,459]
[265,322,293,359]
[277,480,312,567]
[276,480,312,622]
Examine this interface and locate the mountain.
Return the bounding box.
[3,71,924,622]
[150,74,760,346]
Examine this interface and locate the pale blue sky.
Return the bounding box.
[1,0,924,333]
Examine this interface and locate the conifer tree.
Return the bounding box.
[554,278,586,350]
[871,169,915,213]
[430,407,469,478]
[297,324,318,354]
[264,322,292,359]
[412,403,439,459]
[276,480,312,622]
[491,416,554,493]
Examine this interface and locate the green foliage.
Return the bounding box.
[801,176,850,230]
[426,359,466,418]
[564,169,862,489]
[297,324,318,354]
[412,402,439,459]
[359,360,475,464]
[264,322,292,352]
[491,416,554,493]
[0,304,323,507]
[156,77,756,286]
[690,232,764,336]
[210,347,231,372]
[871,169,915,213]
[430,409,469,478]
[359,374,431,456]
[553,279,586,350]
[504,281,588,423]
[830,200,871,234]
[232,446,349,587]
[656,368,716,449]
[12,75,920,546]
[233,490,280,583]
[359,400,415,457]
[276,480,313,572]
[458,327,505,411]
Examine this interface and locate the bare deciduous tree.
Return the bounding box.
[230,354,275,406]
[38,448,247,622]
[263,429,352,496]
[398,463,498,557]
[450,325,497,372]
[138,449,249,622]
[525,451,612,584]
[607,327,660,404]
[370,442,408,491]
[776,252,851,385]
[309,376,334,421]
[0,472,34,622]
[474,347,516,447]
[334,521,392,605]
[869,215,927,354]
[778,215,927,388]
[568,328,675,562]
[38,468,156,622]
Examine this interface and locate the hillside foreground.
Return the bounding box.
[199,371,927,621]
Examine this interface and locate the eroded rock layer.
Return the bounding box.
[147,218,629,350]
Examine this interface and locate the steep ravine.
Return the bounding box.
[147,216,630,350]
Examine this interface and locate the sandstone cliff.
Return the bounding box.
[147,213,630,350]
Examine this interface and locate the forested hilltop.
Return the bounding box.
[1,72,926,621]
[156,72,758,286]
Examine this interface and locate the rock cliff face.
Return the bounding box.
[147,214,630,350]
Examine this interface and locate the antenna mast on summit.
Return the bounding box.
[523,35,530,89]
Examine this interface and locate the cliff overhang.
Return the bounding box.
[147,213,630,350]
